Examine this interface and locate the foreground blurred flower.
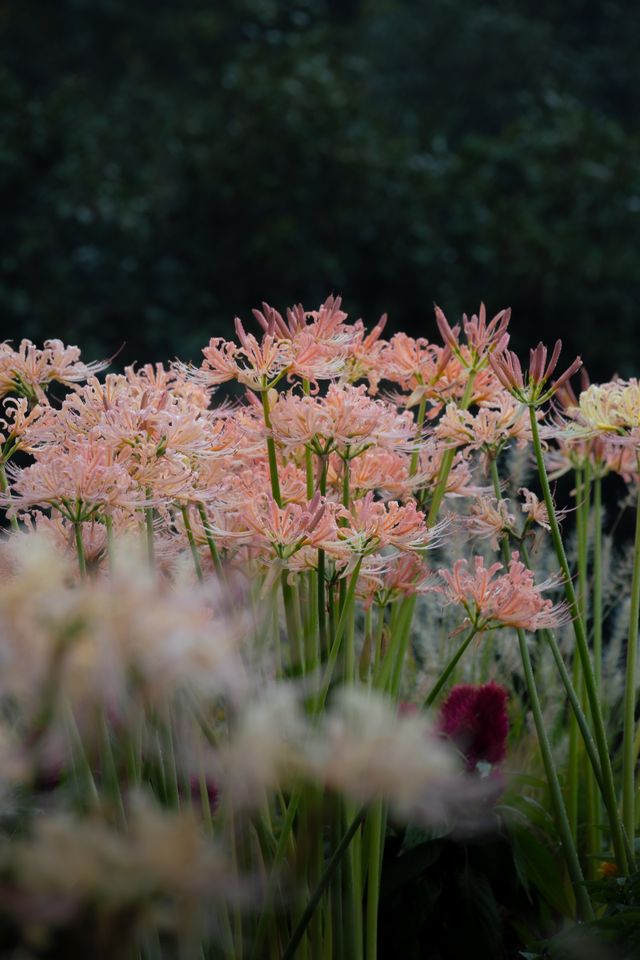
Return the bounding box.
[0,794,238,951]
[312,688,458,822]
[439,682,509,771]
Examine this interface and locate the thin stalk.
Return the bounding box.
[104,513,115,573]
[426,371,477,525]
[423,627,478,707]
[249,791,301,960]
[261,389,282,506]
[623,476,640,845]
[493,467,606,808]
[145,487,155,568]
[566,467,585,841]
[197,502,223,575]
[282,574,305,671]
[282,808,365,960]
[0,462,18,531]
[578,463,600,878]
[374,596,413,692]
[181,504,203,581]
[409,396,427,477]
[529,407,630,873]
[317,457,328,658]
[365,800,384,960]
[370,605,386,685]
[516,514,605,798]
[315,558,363,711]
[517,628,594,920]
[73,521,87,578]
[593,475,603,692]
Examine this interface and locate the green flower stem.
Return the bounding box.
[517,627,594,920]
[566,468,585,841]
[317,457,328,659]
[282,573,305,671]
[196,503,223,575]
[181,504,203,581]
[489,456,593,915]
[250,791,301,960]
[529,406,630,874]
[623,475,640,846]
[593,475,603,692]
[282,808,365,960]
[423,627,478,707]
[493,465,605,811]
[73,520,87,578]
[371,605,386,684]
[426,371,477,525]
[374,596,413,692]
[104,513,115,573]
[305,570,320,672]
[315,558,363,712]
[518,539,605,798]
[145,487,155,569]
[409,395,427,477]
[261,388,282,506]
[0,462,18,531]
[578,463,600,878]
[590,471,605,858]
[365,800,384,960]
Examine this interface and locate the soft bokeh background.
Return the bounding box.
[2,0,639,377]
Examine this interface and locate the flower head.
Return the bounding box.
[489,340,582,406]
[437,553,568,632]
[439,682,509,770]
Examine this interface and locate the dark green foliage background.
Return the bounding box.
[2,0,639,375]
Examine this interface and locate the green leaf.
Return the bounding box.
[511,827,573,917]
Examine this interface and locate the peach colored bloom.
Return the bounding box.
[488,340,582,405]
[435,395,531,454]
[269,383,416,459]
[465,496,516,548]
[197,321,292,391]
[437,553,568,632]
[519,488,555,530]
[331,494,442,563]
[357,552,435,609]
[380,333,451,398]
[6,439,138,521]
[0,339,108,401]
[251,296,354,385]
[341,314,389,393]
[0,399,49,459]
[417,440,486,499]
[434,303,510,368]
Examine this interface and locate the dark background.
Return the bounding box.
[2,0,639,377]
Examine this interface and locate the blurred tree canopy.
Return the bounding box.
[1,0,639,375]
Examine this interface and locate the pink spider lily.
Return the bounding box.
[0,339,108,402]
[435,395,531,454]
[464,496,517,549]
[437,553,569,633]
[5,439,139,522]
[332,493,444,562]
[380,333,453,406]
[0,399,50,461]
[434,303,510,369]
[488,340,582,406]
[357,553,436,609]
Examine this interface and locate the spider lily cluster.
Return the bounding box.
[0,300,638,958]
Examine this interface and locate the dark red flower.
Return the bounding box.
[438,682,509,771]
